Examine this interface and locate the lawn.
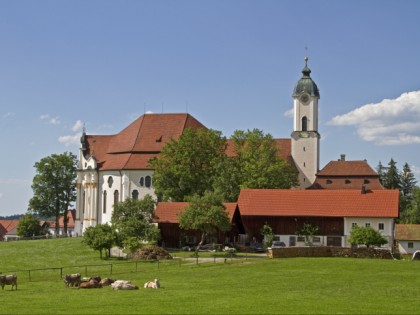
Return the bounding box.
[1,238,420,314]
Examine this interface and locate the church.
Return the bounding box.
[74,58,398,248]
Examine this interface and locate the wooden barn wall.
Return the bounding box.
[241,216,344,243]
[158,223,242,248]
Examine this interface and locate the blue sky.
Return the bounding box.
[1,0,419,216]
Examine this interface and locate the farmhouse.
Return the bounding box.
[0,220,20,241]
[395,224,420,254]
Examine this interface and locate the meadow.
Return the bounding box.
[1,238,420,314]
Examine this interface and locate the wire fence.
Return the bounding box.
[0,254,249,284]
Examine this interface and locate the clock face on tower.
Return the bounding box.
[299,93,310,105]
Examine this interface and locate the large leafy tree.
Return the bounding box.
[28,152,77,235]
[178,192,231,250]
[111,195,160,246]
[348,226,388,248]
[215,129,298,201]
[17,214,44,238]
[150,128,228,201]
[82,224,115,259]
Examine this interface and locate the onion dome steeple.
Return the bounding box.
[292,56,320,98]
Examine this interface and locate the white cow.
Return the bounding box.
[111,280,139,290]
[144,279,160,289]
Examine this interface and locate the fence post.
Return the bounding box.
[60,268,63,279]
[28,270,31,282]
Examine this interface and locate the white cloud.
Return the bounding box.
[0,193,3,199]
[283,107,294,118]
[328,91,420,145]
[40,114,61,125]
[58,133,82,147]
[72,120,84,132]
[3,112,15,119]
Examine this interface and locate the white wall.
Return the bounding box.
[344,217,394,249]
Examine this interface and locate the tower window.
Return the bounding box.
[139,177,144,187]
[108,176,113,188]
[302,116,308,131]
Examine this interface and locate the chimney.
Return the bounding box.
[361,185,366,194]
[340,154,346,161]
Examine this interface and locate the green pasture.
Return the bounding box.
[1,238,420,314]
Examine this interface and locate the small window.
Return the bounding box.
[364,179,370,184]
[313,236,321,243]
[302,116,308,131]
[352,223,357,229]
[108,176,113,188]
[132,190,139,200]
[145,176,152,188]
[408,242,414,249]
[345,179,351,184]
[297,236,305,242]
[365,223,371,228]
[378,223,384,230]
[103,191,107,214]
[139,177,144,187]
[304,162,306,167]
[114,190,119,205]
[326,179,332,184]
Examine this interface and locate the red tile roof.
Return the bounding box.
[155,202,238,224]
[48,210,76,229]
[225,139,292,162]
[0,220,20,233]
[237,189,399,218]
[85,113,206,171]
[395,224,420,241]
[317,160,378,177]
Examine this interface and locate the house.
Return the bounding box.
[395,224,420,254]
[46,210,76,237]
[0,220,20,241]
[74,57,320,235]
[154,202,245,248]
[308,154,384,190]
[237,188,399,249]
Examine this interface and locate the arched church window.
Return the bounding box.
[108,176,113,188]
[145,176,152,188]
[103,191,107,214]
[139,177,144,187]
[114,190,119,205]
[302,116,308,131]
[132,190,139,200]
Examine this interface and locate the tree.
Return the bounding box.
[348,226,388,248]
[297,222,319,245]
[150,128,228,201]
[178,192,231,250]
[383,158,401,190]
[215,129,299,201]
[376,161,387,186]
[404,188,420,224]
[17,214,43,238]
[400,163,417,198]
[111,195,160,246]
[82,224,115,259]
[260,223,274,248]
[28,152,77,235]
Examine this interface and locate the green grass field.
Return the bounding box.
[1,238,420,314]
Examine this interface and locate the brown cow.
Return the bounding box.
[0,274,17,290]
[79,279,102,289]
[64,273,81,287]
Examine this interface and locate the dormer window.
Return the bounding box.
[364,179,370,184]
[345,179,351,184]
[326,179,332,184]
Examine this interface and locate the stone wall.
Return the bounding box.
[268,247,392,259]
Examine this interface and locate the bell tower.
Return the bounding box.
[291,56,320,188]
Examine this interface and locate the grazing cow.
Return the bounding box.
[79,279,102,289]
[111,280,139,290]
[64,273,81,287]
[100,278,115,286]
[0,274,17,291]
[144,279,160,289]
